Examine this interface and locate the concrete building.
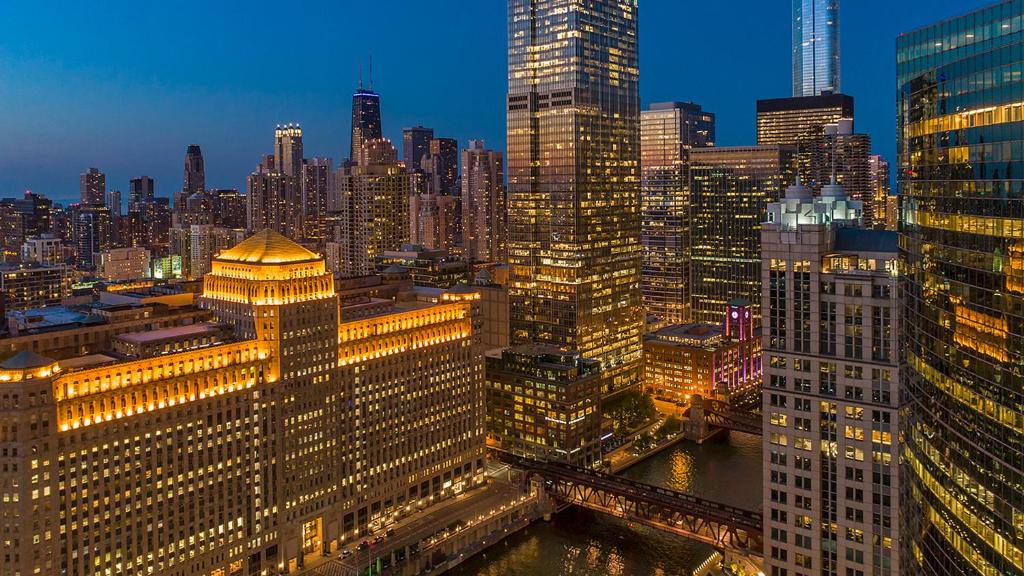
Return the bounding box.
[410,192,458,253]
[20,234,66,265]
[79,167,106,206]
[0,229,486,576]
[461,140,506,263]
[761,180,899,576]
[643,300,762,406]
[335,138,409,276]
[485,344,602,467]
[94,246,151,281]
[301,157,333,244]
[0,263,69,312]
[373,244,469,288]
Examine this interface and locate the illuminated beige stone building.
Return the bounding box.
[0,229,485,576]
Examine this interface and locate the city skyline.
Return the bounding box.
[0,0,989,203]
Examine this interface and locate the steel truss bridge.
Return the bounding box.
[493,451,763,556]
[692,398,763,436]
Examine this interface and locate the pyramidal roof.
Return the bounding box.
[1,350,55,370]
[216,229,319,264]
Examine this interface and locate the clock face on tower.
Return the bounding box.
[731,310,739,319]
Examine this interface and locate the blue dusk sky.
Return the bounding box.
[0,0,995,204]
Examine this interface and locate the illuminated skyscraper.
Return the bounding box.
[128,176,154,211]
[462,140,505,263]
[898,3,1024,574]
[792,0,840,96]
[809,119,873,224]
[868,155,893,230]
[640,101,715,324]
[689,145,796,323]
[403,125,434,171]
[761,180,899,576]
[507,0,643,392]
[183,144,205,194]
[428,137,459,195]
[350,84,382,162]
[274,123,304,178]
[301,157,333,244]
[79,167,105,206]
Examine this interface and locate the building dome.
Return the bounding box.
[215,229,319,265]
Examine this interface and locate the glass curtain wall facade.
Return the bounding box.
[792,0,840,96]
[689,146,796,324]
[898,2,1024,574]
[641,102,715,325]
[507,0,643,392]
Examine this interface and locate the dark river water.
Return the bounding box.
[450,431,762,575]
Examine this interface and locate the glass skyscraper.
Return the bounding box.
[507,0,643,392]
[640,101,715,325]
[792,0,840,97]
[350,86,382,162]
[898,2,1024,574]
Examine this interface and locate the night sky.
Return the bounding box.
[0,0,993,205]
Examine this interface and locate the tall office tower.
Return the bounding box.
[0,204,25,262]
[898,4,1024,574]
[7,191,54,238]
[350,84,382,162]
[300,157,333,243]
[809,119,873,222]
[761,180,899,576]
[183,144,205,194]
[868,155,892,230]
[275,123,304,178]
[128,175,154,211]
[792,0,840,96]
[188,224,244,278]
[403,125,434,171]
[462,140,506,263]
[507,0,643,392]
[640,101,716,324]
[79,167,105,206]
[757,93,854,187]
[336,138,409,275]
[177,144,206,225]
[0,230,485,576]
[689,145,796,324]
[428,137,459,194]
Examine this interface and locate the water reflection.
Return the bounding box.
[453,432,762,575]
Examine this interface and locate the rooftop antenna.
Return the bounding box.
[369,54,374,91]
[358,62,364,91]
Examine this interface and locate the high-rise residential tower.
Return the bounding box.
[350,84,382,162]
[640,101,716,324]
[428,137,459,195]
[689,145,796,323]
[507,0,643,392]
[403,126,434,171]
[79,167,105,206]
[792,0,840,97]
[761,180,899,576]
[898,3,1024,574]
[462,140,505,263]
[301,157,333,244]
[274,123,304,178]
[128,176,155,211]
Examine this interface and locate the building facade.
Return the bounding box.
[461,140,506,263]
[0,230,486,576]
[689,145,796,323]
[403,126,434,172]
[643,300,761,405]
[898,3,1024,574]
[507,0,643,392]
[0,263,69,312]
[350,86,382,161]
[94,246,151,281]
[792,0,840,97]
[485,344,602,467]
[640,101,715,324]
[761,179,899,576]
[79,167,106,206]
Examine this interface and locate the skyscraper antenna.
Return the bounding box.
[369,54,374,91]
[358,63,363,91]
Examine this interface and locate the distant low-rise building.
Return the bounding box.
[486,344,602,467]
[643,299,762,405]
[374,244,470,288]
[0,263,70,312]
